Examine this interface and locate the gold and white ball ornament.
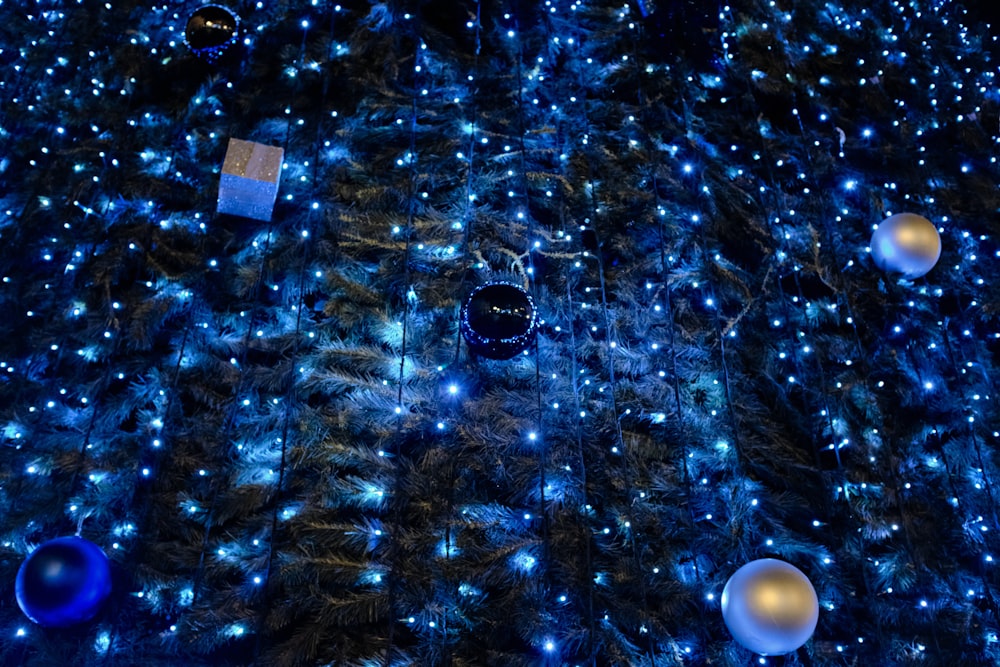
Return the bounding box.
[721,558,819,655]
[870,212,941,279]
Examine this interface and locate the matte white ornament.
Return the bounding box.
[217,138,284,221]
[721,558,819,655]
[870,212,941,279]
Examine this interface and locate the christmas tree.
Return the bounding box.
[1,0,999,664]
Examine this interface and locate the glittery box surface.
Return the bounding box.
[217,138,284,221]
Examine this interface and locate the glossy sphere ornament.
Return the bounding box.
[184,5,240,64]
[721,559,819,655]
[461,282,538,360]
[870,212,941,279]
[16,537,112,627]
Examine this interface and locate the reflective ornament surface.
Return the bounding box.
[721,558,819,655]
[870,212,941,279]
[461,283,538,360]
[185,5,240,64]
[16,536,113,627]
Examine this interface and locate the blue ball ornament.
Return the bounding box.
[15,536,112,627]
[721,558,818,655]
[461,282,538,360]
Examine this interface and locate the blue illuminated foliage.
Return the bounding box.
[0,0,999,665]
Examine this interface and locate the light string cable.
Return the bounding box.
[550,26,597,660]
[538,12,601,663]
[936,316,1000,599]
[560,246,598,662]
[702,10,838,659]
[251,8,338,657]
[0,8,94,611]
[47,23,198,660]
[908,4,1000,651]
[4,2,72,218]
[11,0,245,658]
[6,0,110,271]
[914,3,1000,538]
[451,0,483,370]
[570,15,658,666]
[666,47,786,662]
[712,7,849,551]
[719,4,882,655]
[848,255,950,652]
[902,316,1000,636]
[20,114,151,665]
[188,79,298,613]
[668,51,751,476]
[723,18,865,665]
[691,195,747,472]
[40,59,138,505]
[100,4,230,652]
[96,287,200,663]
[665,72,752,591]
[115,0,234,635]
[899,22,1000,618]
[628,20,714,635]
[735,83,843,476]
[429,0,484,660]
[98,242,202,660]
[724,2,935,652]
[383,9,423,666]
[510,0,550,579]
[788,84,903,667]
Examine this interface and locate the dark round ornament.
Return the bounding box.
[184,5,241,64]
[15,536,112,627]
[461,282,538,360]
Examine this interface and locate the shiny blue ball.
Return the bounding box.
[15,536,112,627]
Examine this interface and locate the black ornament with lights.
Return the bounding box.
[16,536,113,627]
[461,282,538,360]
[184,5,241,64]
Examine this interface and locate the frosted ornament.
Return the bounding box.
[870,212,941,279]
[721,558,819,655]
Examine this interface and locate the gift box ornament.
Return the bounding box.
[217,138,284,221]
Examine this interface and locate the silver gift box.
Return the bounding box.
[217,138,284,221]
